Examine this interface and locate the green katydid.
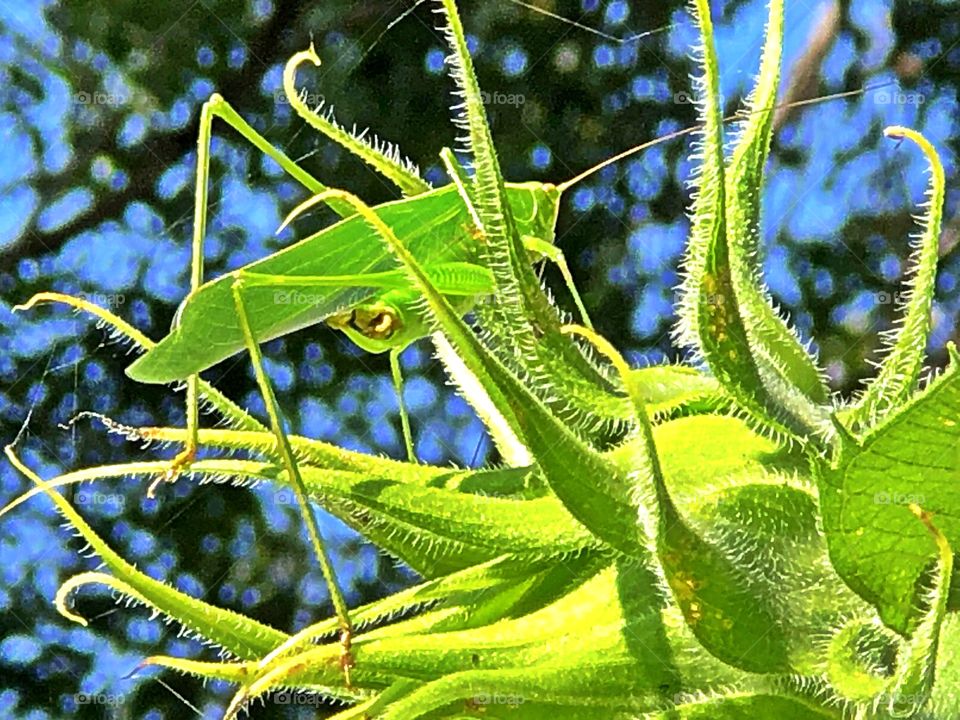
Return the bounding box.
[118,31,699,686]
[124,45,707,466]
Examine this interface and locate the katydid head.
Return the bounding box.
[509,181,562,246]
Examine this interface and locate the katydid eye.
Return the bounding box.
[370,312,395,337]
[349,308,399,339]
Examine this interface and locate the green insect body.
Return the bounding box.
[126,181,561,381]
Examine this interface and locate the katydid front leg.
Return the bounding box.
[520,234,594,330]
[231,276,355,685]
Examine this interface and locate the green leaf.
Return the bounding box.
[928,615,960,717]
[819,351,960,633]
[824,507,953,716]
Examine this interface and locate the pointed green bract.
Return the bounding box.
[678,0,794,437]
[677,0,727,355]
[567,326,810,674]
[436,0,626,441]
[284,45,430,197]
[724,0,829,408]
[4,448,290,659]
[884,505,953,716]
[844,127,946,433]
[624,365,725,418]
[678,0,831,441]
[291,460,601,576]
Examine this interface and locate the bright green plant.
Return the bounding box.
[6,0,958,718]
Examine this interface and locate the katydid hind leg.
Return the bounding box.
[230,278,355,685]
[152,92,351,495]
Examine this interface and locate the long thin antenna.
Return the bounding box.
[358,0,431,66]
[557,83,893,193]
[508,0,671,44]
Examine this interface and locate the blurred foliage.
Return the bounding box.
[0,0,957,717]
